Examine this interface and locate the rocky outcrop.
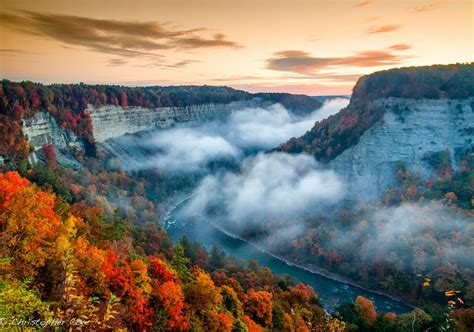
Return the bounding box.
[329,98,474,201]
[22,112,84,167]
[87,100,269,142]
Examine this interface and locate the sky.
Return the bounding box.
[0,0,472,95]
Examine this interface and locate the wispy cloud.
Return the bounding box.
[107,58,129,67]
[354,0,376,7]
[265,46,411,75]
[389,44,412,51]
[366,24,402,34]
[0,10,242,63]
[411,2,442,13]
[0,48,34,56]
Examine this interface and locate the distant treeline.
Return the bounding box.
[278,63,474,162]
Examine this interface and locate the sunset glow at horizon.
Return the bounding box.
[1,0,472,95]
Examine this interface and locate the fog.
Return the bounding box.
[108,97,349,172]
[362,203,472,268]
[183,152,346,241]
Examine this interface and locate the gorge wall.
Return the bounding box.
[22,112,84,167]
[87,100,263,142]
[21,99,269,163]
[330,97,474,201]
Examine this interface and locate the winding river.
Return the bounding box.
[165,196,412,314]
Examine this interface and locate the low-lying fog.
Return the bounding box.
[107,97,349,172]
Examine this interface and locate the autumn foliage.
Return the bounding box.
[0,171,336,330]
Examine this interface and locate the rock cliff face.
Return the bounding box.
[21,99,269,163]
[22,112,84,166]
[329,97,474,201]
[87,100,262,142]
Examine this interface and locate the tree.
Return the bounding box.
[210,245,226,269]
[172,244,191,280]
[184,269,222,313]
[355,296,377,325]
[244,290,273,327]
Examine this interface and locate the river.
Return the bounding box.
[165,195,412,314]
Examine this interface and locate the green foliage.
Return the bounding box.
[425,149,451,170]
[172,244,191,280]
[210,244,227,269]
[0,278,52,319]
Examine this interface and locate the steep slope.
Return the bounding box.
[278,63,474,200]
[330,97,473,200]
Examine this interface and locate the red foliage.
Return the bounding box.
[289,283,316,305]
[0,172,29,209]
[154,280,190,330]
[120,91,128,108]
[149,257,174,282]
[42,144,56,163]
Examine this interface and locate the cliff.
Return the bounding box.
[278,63,474,201]
[329,97,474,200]
[87,100,264,142]
[22,112,84,167]
[20,99,280,163]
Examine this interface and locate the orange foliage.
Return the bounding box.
[289,283,316,305]
[0,172,61,277]
[355,296,377,324]
[245,290,273,327]
[207,312,233,332]
[185,269,222,313]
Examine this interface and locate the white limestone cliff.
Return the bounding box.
[87,100,264,142]
[329,97,474,201]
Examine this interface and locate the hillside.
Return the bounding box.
[278,63,474,163]
[0,81,321,163]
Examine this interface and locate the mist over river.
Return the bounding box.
[150,98,412,314]
[165,196,412,314]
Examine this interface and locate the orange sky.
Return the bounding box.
[0,0,473,95]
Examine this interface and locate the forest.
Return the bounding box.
[1,170,472,331]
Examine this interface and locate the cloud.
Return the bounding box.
[357,204,472,270]
[265,46,410,75]
[107,58,129,67]
[0,10,242,62]
[172,33,242,50]
[213,73,362,84]
[172,60,199,68]
[144,129,241,172]
[0,48,33,56]
[389,44,412,51]
[183,152,345,239]
[354,0,376,7]
[104,98,349,172]
[230,83,354,95]
[411,2,442,13]
[365,16,381,22]
[366,24,402,34]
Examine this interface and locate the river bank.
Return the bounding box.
[163,194,413,314]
